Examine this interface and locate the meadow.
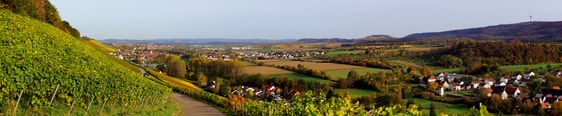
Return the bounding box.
[243,66,294,75]
[407,98,471,115]
[325,50,363,56]
[276,73,334,83]
[334,89,377,99]
[325,68,389,79]
[257,60,364,71]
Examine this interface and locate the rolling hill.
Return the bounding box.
[0,9,170,114]
[403,21,562,42]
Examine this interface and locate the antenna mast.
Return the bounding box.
[530,16,533,22]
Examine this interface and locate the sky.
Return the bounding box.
[50,0,562,40]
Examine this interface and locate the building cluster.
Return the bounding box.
[422,71,562,109]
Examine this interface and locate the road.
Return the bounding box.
[171,92,225,116]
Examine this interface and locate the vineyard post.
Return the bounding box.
[67,97,77,116]
[139,96,146,109]
[50,84,60,104]
[97,98,108,115]
[111,99,117,111]
[85,96,95,115]
[13,89,23,115]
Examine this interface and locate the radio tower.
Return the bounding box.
[530,16,533,22]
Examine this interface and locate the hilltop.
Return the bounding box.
[403,21,562,42]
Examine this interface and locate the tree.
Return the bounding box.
[347,70,360,81]
[427,82,439,91]
[551,101,562,115]
[197,72,208,87]
[421,66,433,77]
[166,55,187,79]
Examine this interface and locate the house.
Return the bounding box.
[485,78,496,86]
[525,72,536,79]
[449,82,462,91]
[500,77,510,83]
[504,86,521,98]
[511,74,523,81]
[491,86,509,100]
[428,75,437,83]
[472,81,482,89]
[439,81,450,90]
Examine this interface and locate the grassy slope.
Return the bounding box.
[325,68,389,79]
[82,39,141,73]
[0,10,172,115]
[82,39,119,53]
[145,68,202,91]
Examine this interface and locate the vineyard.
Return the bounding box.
[0,9,171,115]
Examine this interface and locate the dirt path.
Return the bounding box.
[171,92,225,116]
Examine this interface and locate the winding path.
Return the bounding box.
[171,92,225,116]
[136,66,224,116]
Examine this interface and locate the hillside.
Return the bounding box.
[403,21,562,42]
[0,9,170,114]
[0,0,80,38]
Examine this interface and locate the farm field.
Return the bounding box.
[407,98,471,115]
[389,60,423,69]
[325,50,363,56]
[276,73,333,83]
[500,63,562,72]
[325,68,389,79]
[257,60,364,71]
[244,66,294,75]
[334,89,377,98]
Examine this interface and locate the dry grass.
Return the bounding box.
[405,47,433,51]
[257,60,364,71]
[389,60,423,69]
[244,66,294,75]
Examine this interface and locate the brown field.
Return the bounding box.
[389,60,423,69]
[257,60,364,71]
[243,66,294,75]
[405,47,433,51]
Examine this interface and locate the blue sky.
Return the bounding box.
[51,0,562,40]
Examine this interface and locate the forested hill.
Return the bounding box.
[403,21,562,42]
[426,41,562,68]
[0,0,80,38]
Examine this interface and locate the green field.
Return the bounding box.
[407,98,471,115]
[325,50,363,56]
[334,89,377,98]
[432,63,562,75]
[276,73,333,83]
[500,63,562,72]
[325,68,389,79]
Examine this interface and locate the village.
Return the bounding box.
[421,71,562,109]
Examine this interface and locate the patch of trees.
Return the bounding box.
[428,41,562,67]
[188,57,245,80]
[0,0,80,38]
[329,57,396,69]
[231,74,331,94]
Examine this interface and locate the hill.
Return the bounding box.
[297,38,355,43]
[403,21,562,42]
[357,35,396,42]
[101,38,296,45]
[0,0,80,38]
[0,10,170,114]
